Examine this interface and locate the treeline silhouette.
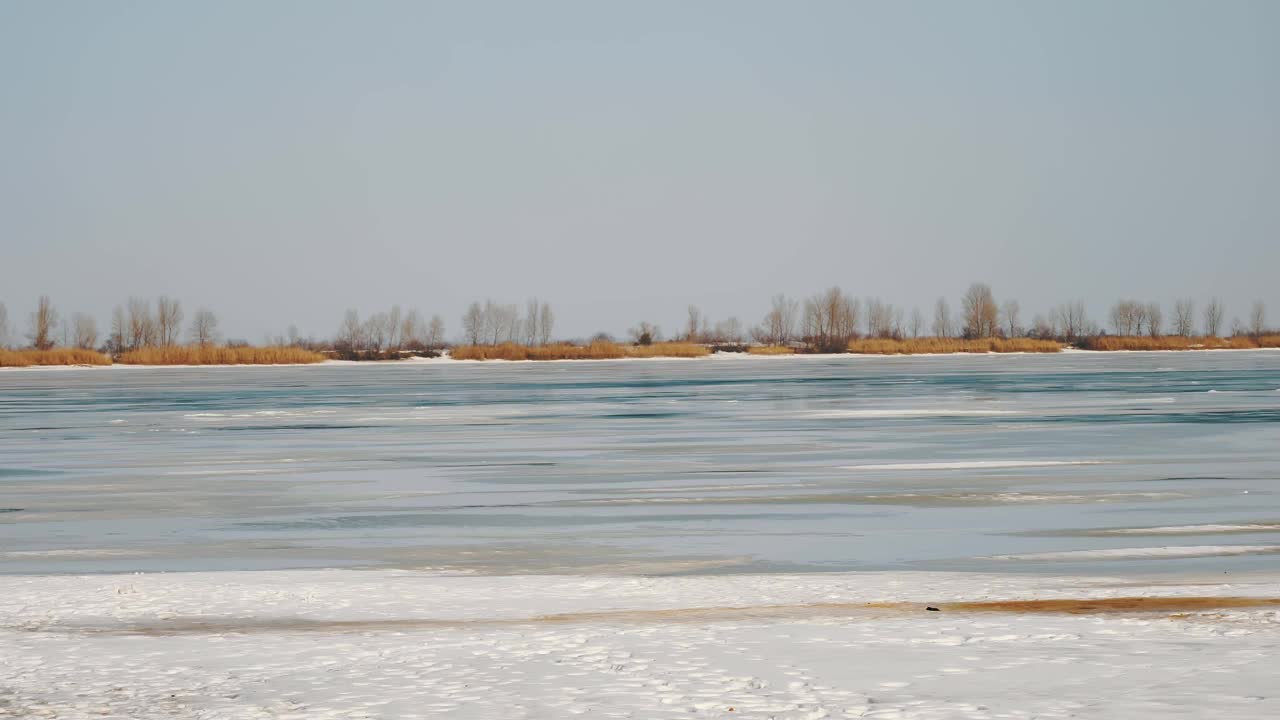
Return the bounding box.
[0,283,1276,366]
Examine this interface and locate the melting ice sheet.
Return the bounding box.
[2,351,1280,575]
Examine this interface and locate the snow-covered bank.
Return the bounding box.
[4,344,1279,371]
[3,569,1279,719]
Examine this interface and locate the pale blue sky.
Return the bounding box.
[2,1,1277,341]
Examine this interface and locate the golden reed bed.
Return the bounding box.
[0,348,113,367]
[847,338,1064,355]
[1079,335,1280,351]
[117,346,326,365]
[450,341,710,361]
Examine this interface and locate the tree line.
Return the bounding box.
[0,295,223,353]
[619,284,1270,352]
[0,285,1272,357]
[334,306,446,359]
[461,298,554,347]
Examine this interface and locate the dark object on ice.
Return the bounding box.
[926,606,940,611]
[0,508,22,513]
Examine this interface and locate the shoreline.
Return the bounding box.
[3,345,1280,370]
[2,345,1280,368]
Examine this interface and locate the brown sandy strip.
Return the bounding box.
[17,596,1280,636]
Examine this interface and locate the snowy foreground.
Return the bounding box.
[3,570,1279,719]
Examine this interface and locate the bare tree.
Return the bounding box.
[1204,298,1224,337]
[190,309,219,347]
[865,298,883,338]
[28,295,58,350]
[483,301,500,344]
[523,298,541,345]
[127,297,155,349]
[803,288,859,351]
[427,315,445,350]
[1250,301,1266,338]
[866,298,897,339]
[386,305,403,353]
[837,293,860,342]
[1173,298,1195,337]
[71,312,98,350]
[498,303,519,343]
[1052,301,1090,340]
[961,283,998,338]
[155,296,183,346]
[1145,302,1163,338]
[401,308,425,350]
[932,297,953,338]
[363,312,390,352]
[1108,301,1126,335]
[538,303,554,345]
[714,316,743,344]
[483,300,498,343]
[462,302,485,345]
[1000,300,1021,338]
[754,294,798,346]
[479,300,518,344]
[686,306,703,342]
[0,301,8,348]
[1134,303,1150,336]
[108,305,126,354]
[1110,300,1142,335]
[909,307,923,338]
[521,299,553,346]
[778,295,798,344]
[338,309,364,351]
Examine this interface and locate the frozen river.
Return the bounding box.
[3,351,1280,576]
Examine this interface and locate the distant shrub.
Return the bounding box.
[747,345,796,355]
[331,347,442,361]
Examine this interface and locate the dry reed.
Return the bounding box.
[847,337,1063,355]
[624,342,710,358]
[1078,335,1280,351]
[450,341,710,361]
[0,348,113,367]
[118,346,326,365]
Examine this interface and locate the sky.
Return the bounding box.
[2,0,1278,343]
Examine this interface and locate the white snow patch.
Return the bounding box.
[1097,524,1280,536]
[2,569,1279,719]
[809,408,1021,418]
[844,460,1106,471]
[1,548,152,558]
[992,545,1280,561]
